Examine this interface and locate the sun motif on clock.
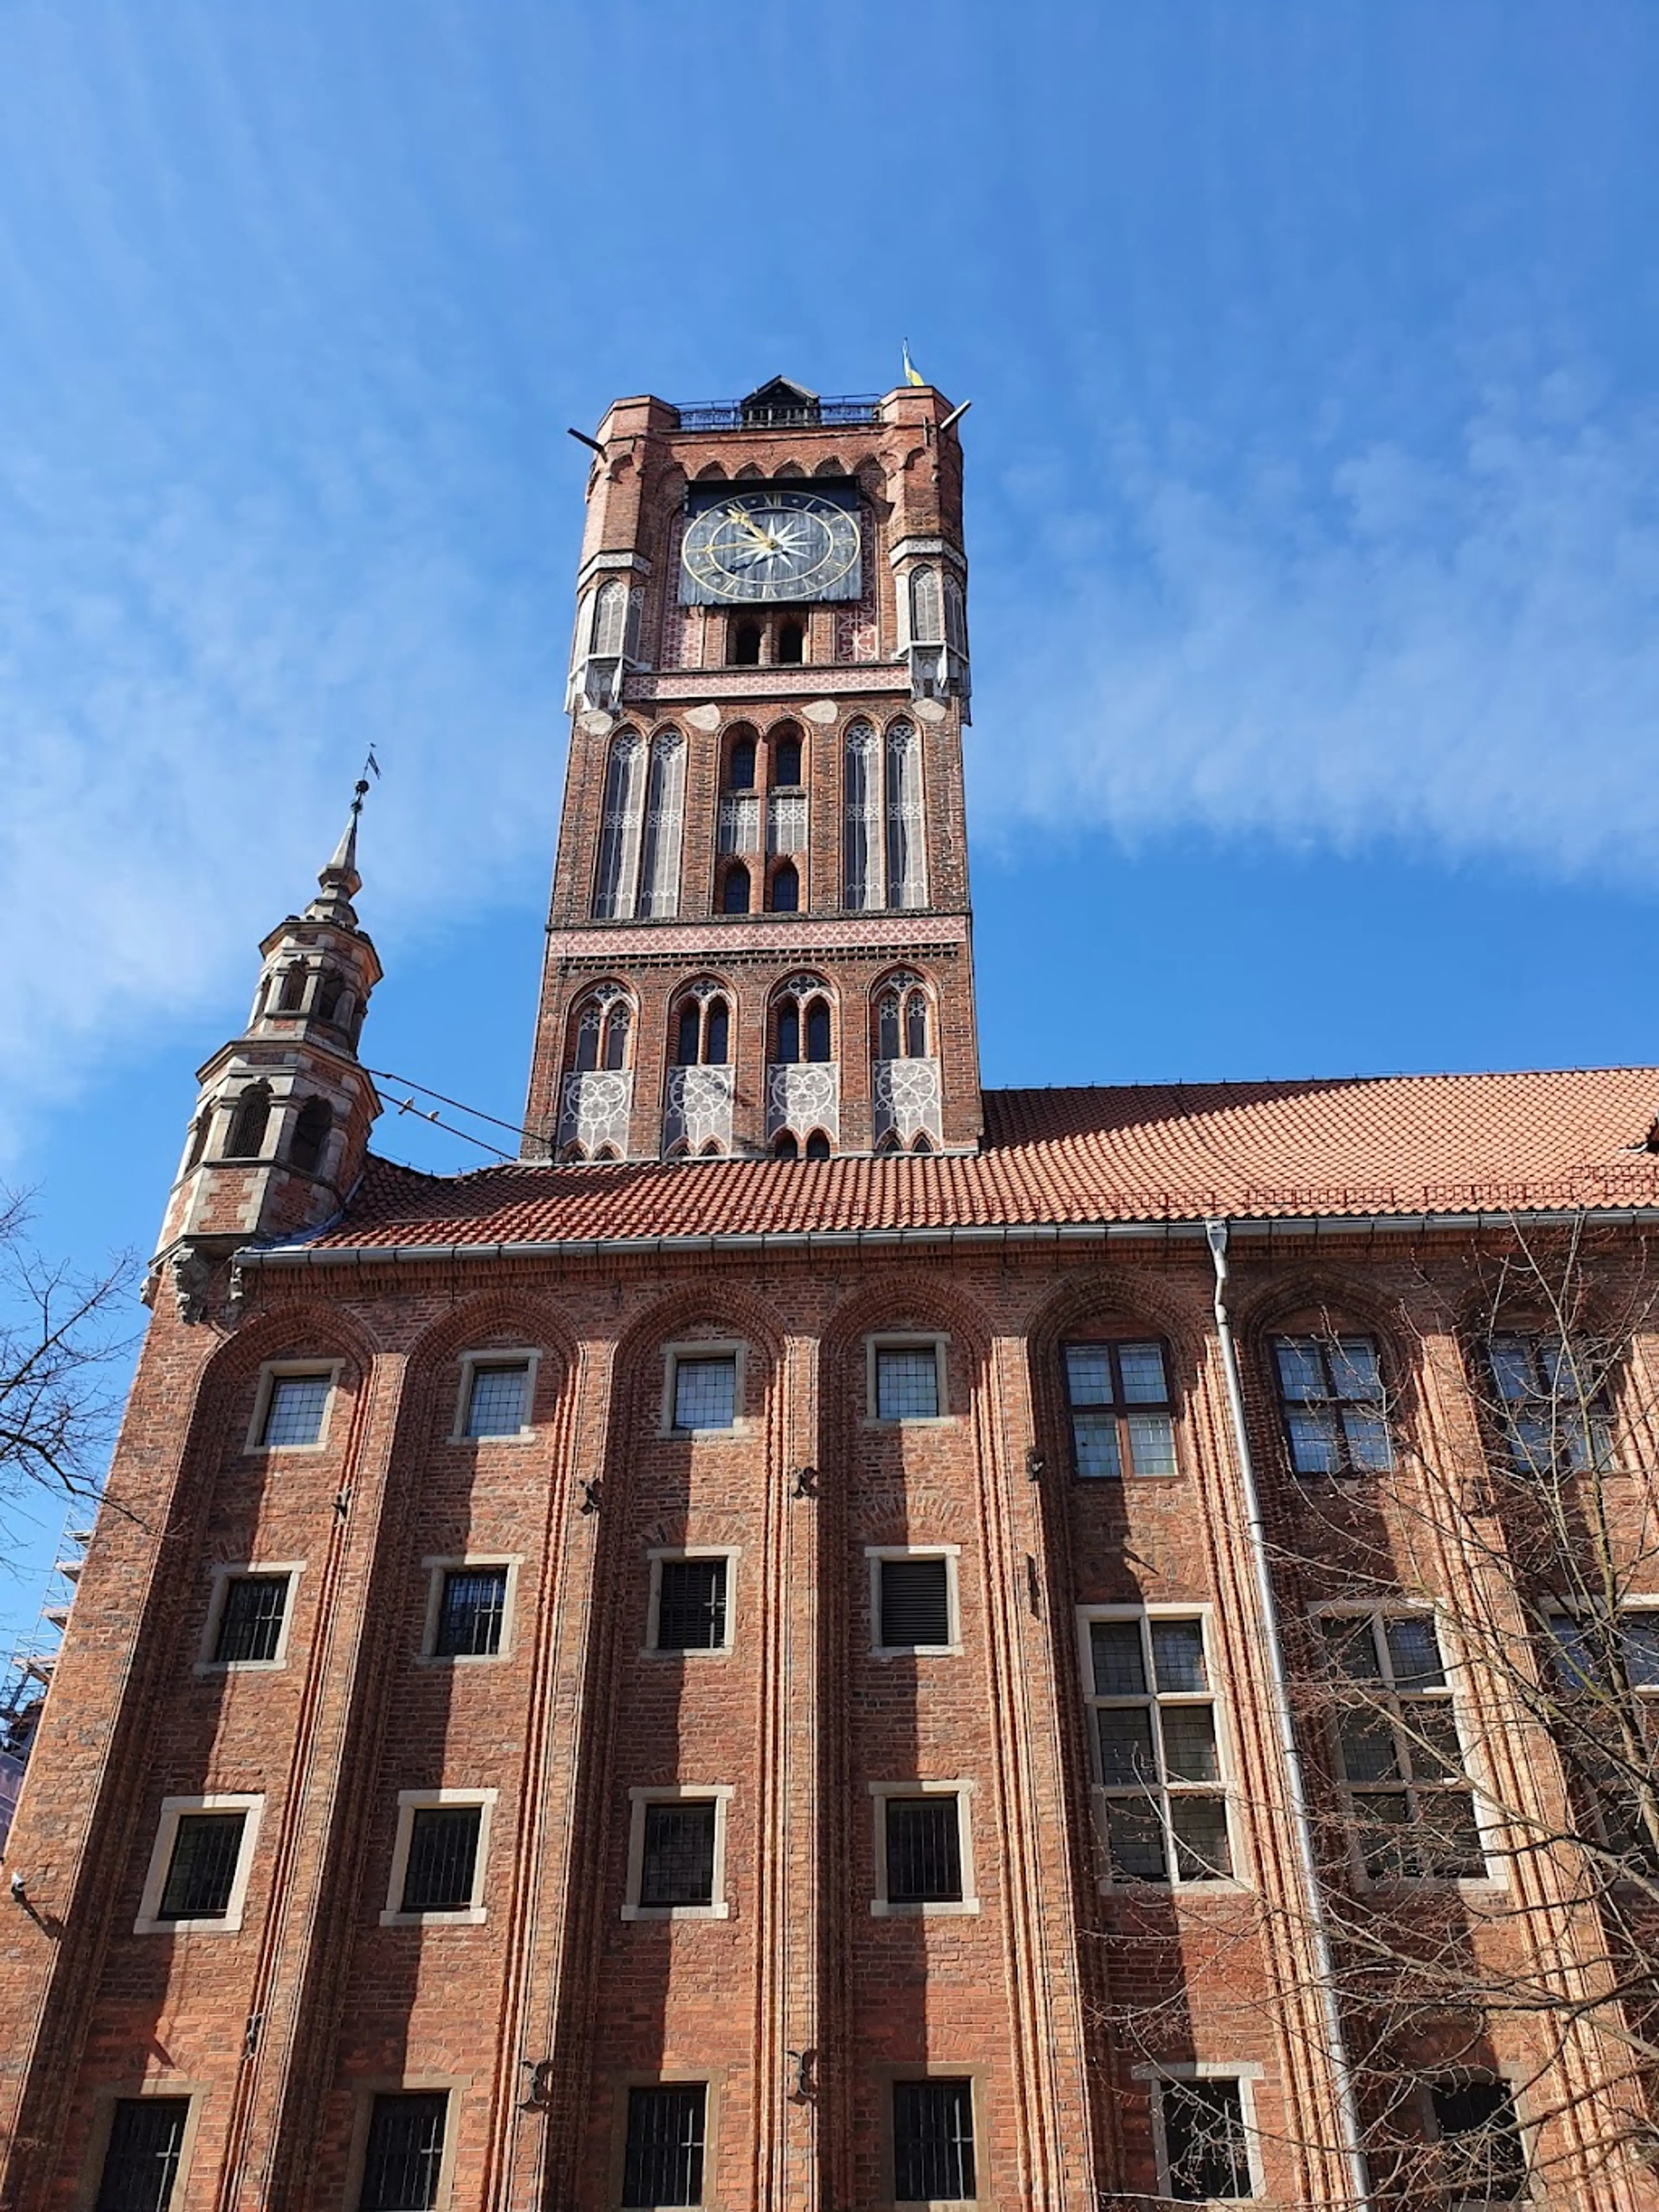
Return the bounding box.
[679,488,862,605]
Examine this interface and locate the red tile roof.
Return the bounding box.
[292,1069,1659,1254]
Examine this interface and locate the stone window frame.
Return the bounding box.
[1541,1590,1659,1870]
[340,2080,464,2212]
[865,1333,952,1426]
[196,1560,304,1675]
[868,1778,980,1918]
[449,1349,541,1445]
[74,2082,209,2212]
[134,1792,264,1935]
[659,1338,750,1439]
[622,1783,735,1921]
[643,1546,741,1658]
[417,1556,524,1665]
[866,1544,963,1659]
[1134,2060,1266,2205]
[605,2072,725,2212]
[244,1359,344,1455]
[381,1787,499,1928]
[1414,2068,1534,2211]
[873,2060,989,2212]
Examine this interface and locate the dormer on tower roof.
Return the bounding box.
[739,376,821,426]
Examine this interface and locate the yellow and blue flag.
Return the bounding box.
[902,341,925,388]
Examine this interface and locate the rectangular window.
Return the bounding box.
[1062,1341,1177,1477]
[1547,1608,1659,1861]
[878,1556,951,1650]
[1085,1614,1232,1883]
[1487,1333,1615,1475]
[875,1346,941,1421]
[1159,2078,1254,2202]
[673,1356,736,1432]
[213,1574,290,1664]
[96,2097,189,2212]
[622,2085,706,2208]
[399,1805,483,1913]
[358,2091,448,2212]
[655,1558,728,1652]
[1321,1614,1484,1880]
[260,1372,333,1448]
[156,1812,248,1921]
[893,2078,976,2203]
[1271,1334,1393,1474]
[885,1796,964,1904]
[463,1361,530,1438]
[639,1801,718,1909]
[433,1568,508,1658]
[1429,2078,1526,2203]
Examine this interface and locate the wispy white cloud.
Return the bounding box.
[976,377,1659,879]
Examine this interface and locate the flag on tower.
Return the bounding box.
[902,341,925,388]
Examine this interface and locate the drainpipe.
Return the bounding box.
[1205,1219,1372,2212]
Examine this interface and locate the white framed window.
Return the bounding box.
[245,1361,343,1453]
[619,2080,715,2210]
[451,1351,539,1442]
[343,2082,461,2212]
[645,1548,738,1655]
[866,1334,950,1423]
[419,1557,521,1662]
[1545,1599,1659,1865]
[623,1785,734,1920]
[1136,2063,1265,2203]
[867,1546,962,1657]
[1077,1606,1238,1888]
[86,2089,204,2212]
[661,1341,746,1436]
[135,1794,264,1934]
[869,1779,979,1916]
[197,1563,302,1673]
[381,1789,498,1926]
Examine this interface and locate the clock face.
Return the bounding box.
[680,488,861,605]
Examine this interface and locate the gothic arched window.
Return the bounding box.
[225,1083,271,1161]
[884,719,925,910]
[571,988,632,1073]
[277,966,307,1013]
[774,1131,799,1160]
[876,972,931,1060]
[944,573,967,658]
[593,730,646,918]
[591,576,628,657]
[776,999,801,1065]
[769,861,799,913]
[315,971,346,1024]
[672,989,730,1067]
[842,718,880,910]
[804,1130,831,1160]
[805,997,832,1062]
[909,565,943,644]
[638,728,686,920]
[288,1098,332,1176]
[771,977,833,1066]
[772,727,803,786]
[777,618,804,665]
[726,731,756,790]
[721,862,751,915]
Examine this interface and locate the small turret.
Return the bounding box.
[151,784,383,1318]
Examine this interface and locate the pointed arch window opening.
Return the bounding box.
[593,732,647,919]
[277,966,308,1013]
[769,861,800,914]
[315,971,347,1025]
[771,729,804,787]
[673,987,731,1068]
[842,719,881,911]
[777,618,804,665]
[572,989,633,1074]
[225,1083,272,1162]
[726,733,757,791]
[885,720,926,910]
[288,1098,333,1177]
[638,729,686,920]
[804,1129,831,1161]
[722,862,752,915]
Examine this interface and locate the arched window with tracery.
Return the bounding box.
[225,1082,272,1161]
[673,989,730,1067]
[288,1097,333,1176]
[727,731,756,790]
[772,983,833,1064]
[591,576,628,657]
[593,730,646,918]
[876,972,930,1061]
[871,969,941,1151]
[884,719,925,909]
[638,728,686,919]
[570,987,632,1073]
[842,718,881,910]
[909,565,943,645]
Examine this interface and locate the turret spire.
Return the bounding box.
[306,777,371,926]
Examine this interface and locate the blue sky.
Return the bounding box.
[3,0,1658,1633]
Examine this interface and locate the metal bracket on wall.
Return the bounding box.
[791,1464,819,1499]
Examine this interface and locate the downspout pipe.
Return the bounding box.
[1206,1219,1372,2212]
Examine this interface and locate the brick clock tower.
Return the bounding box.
[525,376,981,1163]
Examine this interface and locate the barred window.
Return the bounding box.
[260,1372,332,1448]
[1321,1614,1484,1880]
[1062,1340,1177,1477]
[884,1795,964,1904]
[464,1362,530,1439]
[1547,1608,1659,1862]
[1271,1334,1392,1474]
[1487,1333,1616,1474]
[433,1568,508,1658]
[399,1805,482,1913]
[672,1355,737,1432]
[655,1558,728,1652]
[358,2092,448,2212]
[622,2085,706,2208]
[1159,2078,1254,2202]
[878,1556,951,1650]
[1085,1614,1232,1883]
[157,1812,248,1921]
[213,1575,290,1664]
[639,1801,718,1908]
[893,2078,976,2202]
[95,2096,189,2212]
[875,1344,941,1421]
[1428,2078,1526,2203]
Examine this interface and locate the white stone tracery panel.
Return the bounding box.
[558,1070,634,1156]
[663,1065,735,1154]
[766,1062,839,1145]
[593,732,646,918]
[872,1057,942,1148]
[718,796,760,855]
[768,793,807,855]
[885,720,926,910]
[639,729,686,919]
[843,719,881,910]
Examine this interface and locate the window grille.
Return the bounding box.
[1321,1614,1484,1879]
[358,2092,448,2212]
[95,2096,189,2212]
[640,1801,718,1908]
[622,2085,706,2208]
[880,1558,950,1649]
[1062,1341,1176,1477]
[893,2078,975,2202]
[1487,1333,1616,1474]
[1086,1616,1231,1883]
[1429,2078,1526,2202]
[1159,2078,1253,2202]
[400,1806,482,1913]
[1547,1608,1659,1862]
[214,1575,290,1664]
[434,1569,508,1658]
[464,1363,529,1439]
[157,1812,247,1921]
[885,1796,963,1903]
[261,1373,331,1448]
[657,1559,728,1651]
[1272,1335,1393,1474]
[876,1347,940,1421]
[673,1356,737,1432]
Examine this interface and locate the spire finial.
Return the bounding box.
[307,761,376,923]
